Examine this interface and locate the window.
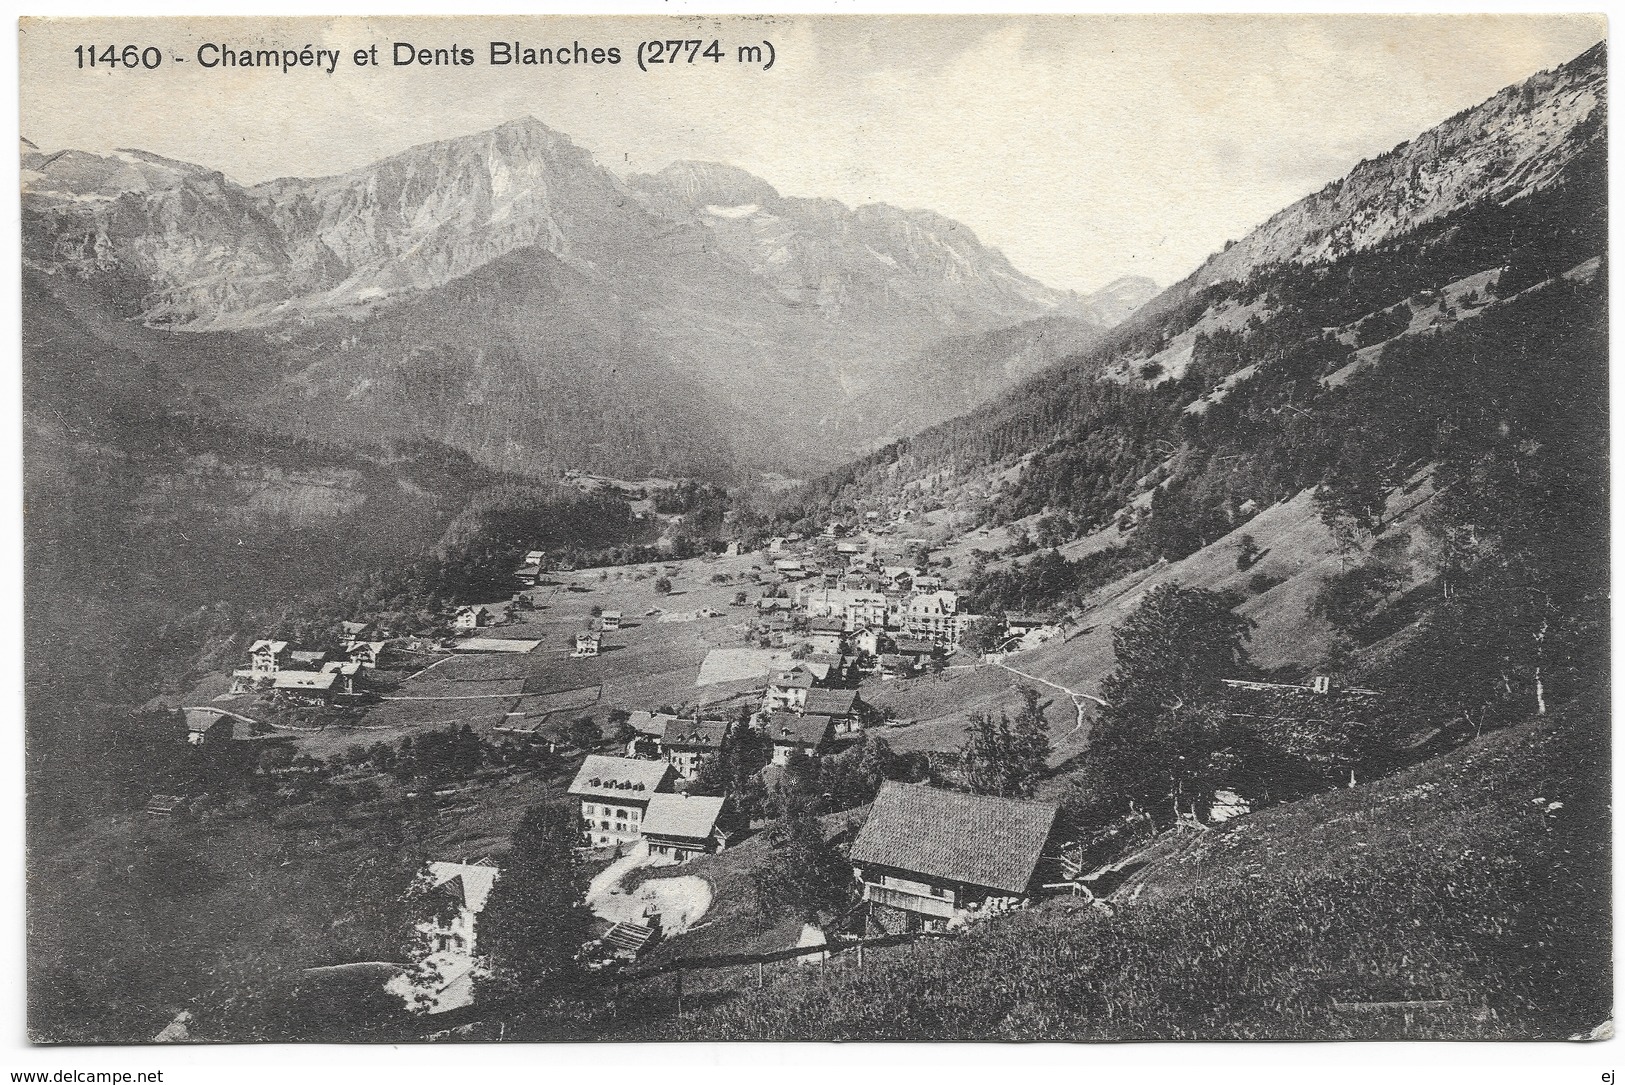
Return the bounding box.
[930,886,948,898]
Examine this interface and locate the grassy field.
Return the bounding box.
[624,692,1610,1040]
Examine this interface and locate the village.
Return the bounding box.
[149,512,1117,1022]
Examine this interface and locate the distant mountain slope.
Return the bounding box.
[780,39,1606,530]
[1193,41,1605,290]
[22,118,1104,474]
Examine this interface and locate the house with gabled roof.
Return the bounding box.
[568,755,678,848]
[641,793,732,862]
[765,664,817,712]
[386,858,500,1014]
[765,711,833,765]
[806,616,847,656]
[345,640,388,668]
[454,605,490,631]
[802,687,864,735]
[248,639,290,677]
[663,717,729,780]
[624,710,675,758]
[321,659,365,696]
[850,782,1061,933]
[573,630,603,657]
[271,669,340,706]
[599,609,624,631]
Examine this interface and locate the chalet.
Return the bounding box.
[514,550,548,586]
[568,755,678,848]
[600,610,624,632]
[641,793,731,862]
[766,711,833,764]
[624,710,674,758]
[288,649,330,670]
[773,558,807,578]
[271,669,340,706]
[822,520,850,539]
[850,783,1061,933]
[756,597,792,615]
[346,640,388,668]
[806,617,847,656]
[340,620,375,641]
[835,540,863,556]
[767,536,788,554]
[765,663,823,712]
[386,859,500,1014]
[248,639,290,677]
[321,659,364,696]
[913,574,946,592]
[454,605,489,631]
[573,631,603,658]
[663,717,729,780]
[882,566,916,591]
[803,688,864,735]
[852,627,884,658]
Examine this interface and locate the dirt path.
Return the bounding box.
[585,842,714,935]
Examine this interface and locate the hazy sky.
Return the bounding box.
[19,14,1605,293]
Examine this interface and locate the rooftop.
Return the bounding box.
[272,670,339,691]
[765,711,832,748]
[664,718,728,750]
[850,782,1059,896]
[427,860,500,914]
[803,688,859,717]
[641,793,727,841]
[568,755,674,801]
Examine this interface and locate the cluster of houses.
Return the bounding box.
[567,753,735,858]
[748,526,990,685]
[227,624,385,706]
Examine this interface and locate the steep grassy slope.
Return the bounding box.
[632,692,1610,1040]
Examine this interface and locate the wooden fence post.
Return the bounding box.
[857,942,864,970]
[757,960,764,989]
[675,957,684,1015]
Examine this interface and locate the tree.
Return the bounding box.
[566,716,602,752]
[478,803,592,996]
[1314,452,1392,551]
[1082,584,1255,824]
[1101,584,1252,719]
[1234,534,1262,571]
[749,803,853,920]
[958,686,1050,798]
[653,576,673,595]
[958,615,1006,657]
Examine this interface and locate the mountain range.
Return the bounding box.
[22,120,1155,479]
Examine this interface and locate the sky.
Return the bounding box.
[18,13,1605,293]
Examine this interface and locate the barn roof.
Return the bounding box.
[850,782,1059,896]
[272,670,339,691]
[765,712,831,749]
[641,793,727,841]
[803,688,859,718]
